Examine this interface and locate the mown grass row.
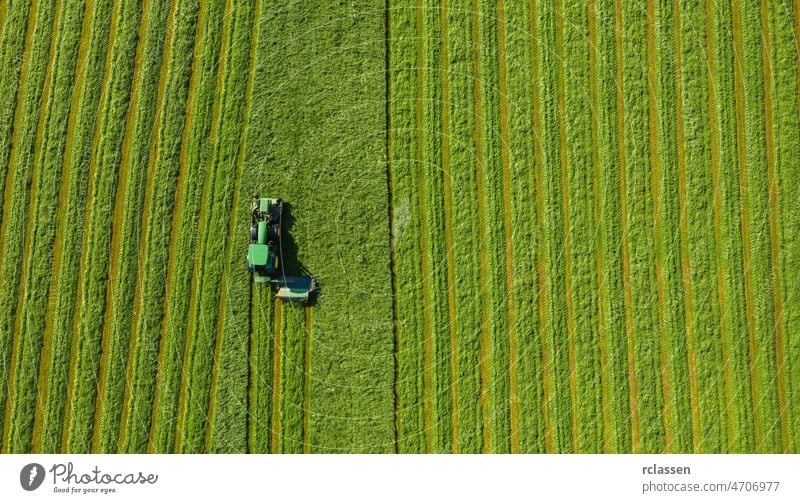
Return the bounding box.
[206,0,260,453]
[502,0,544,453]
[34,0,114,453]
[92,0,169,454]
[768,0,800,453]
[594,0,633,453]
[562,0,603,453]
[277,305,306,453]
[653,0,694,453]
[709,0,755,452]
[535,0,573,453]
[477,0,512,454]
[0,0,57,451]
[150,0,224,453]
[422,0,454,454]
[388,0,425,453]
[734,0,782,452]
[63,0,142,453]
[620,0,665,453]
[177,0,254,453]
[5,0,84,453]
[248,285,274,453]
[118,0,199,454]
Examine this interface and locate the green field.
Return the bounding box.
[0,0,797,453]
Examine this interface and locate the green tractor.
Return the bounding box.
[246,194,316,303]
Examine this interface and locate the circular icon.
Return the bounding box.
[20,463,45,491]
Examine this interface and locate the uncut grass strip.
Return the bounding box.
[654,0,695,453]
[118,0,198,454]
[647,0,674,452]
[595,0,632,453]
[440,0,460,454]
[621,0,666,454]
[710,0,755,453]
[34,0,113,453]
[529,0,556,453]
[736,0,782,452]
[472,0,495,453]
[768,0,800,453]
[421,0,453,453]
[0,0,56,452]
[503,0,543,454]
[63,0,143,453]
[206,0,258,454]
[445,2,482,453]
[759,0,789,453]
[388,0,425,454]
[93,0,171,454]
[278,305,305,454]
[248,284,274,453]
[179,0,250,453]
[478,0,513,454]
[563,0,603,453]
[150,0,224,453]
[614,0,641,453]
[7,0,84,453]
[536,0,573,453]
[673,0,701,452]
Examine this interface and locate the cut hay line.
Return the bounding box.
[33,0,95,454]
[528,0,553,453]
[614,0,640,454]
[673,0,700,453]
[440,0,459,454]
[91,0,153,453]
[148,0,208,453]
[3,0,62,452]
[646,0,672,452]
[174,0,234,453]
[496,0,519,454]
[555,0,578,452]
[303,306,312,452]
[731,0,762,452]
[117,0,179,452]
[206,0,260,452]
[760,0,789,453]
[0,3,7,43]
[588,0,613,454]
[414,0,434,454]
[271,301,282,453]
[471,0,491,453]
[704,0,735,453]
[0,0,39,452]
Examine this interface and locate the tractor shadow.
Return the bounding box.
[279,201,319,305]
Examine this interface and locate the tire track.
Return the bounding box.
[760,0,788,453]
[588,0,613,454]
[205,0,260,451]
[117,0,179,452]
[147,0,207,453]
[3,0,61,452]
[91,0,152,453]
[414,0,434,453]
[440,0,459,454]
[673,0,700,453]
[496,0,519,453]
[471,0,491,453]
[271,300,282,453]
[731,0,762,451]
[705,0,735,452]
[646,0,673,452]
[614,0,640,453]
[32,0,94,453]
